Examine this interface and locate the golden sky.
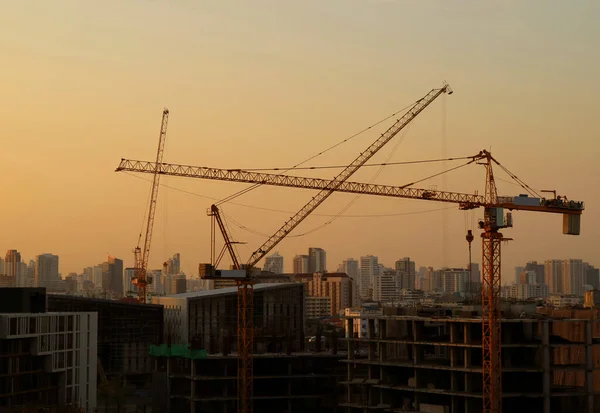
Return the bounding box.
[1,1,599,281]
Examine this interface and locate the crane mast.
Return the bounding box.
[133,108,169,304]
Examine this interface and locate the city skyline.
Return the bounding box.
[1,1,598,281]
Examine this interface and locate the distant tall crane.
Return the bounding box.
[132,108,169,304]
[120,84,452,413]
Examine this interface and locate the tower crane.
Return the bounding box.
[116,93,583,413]
[119,149,583,413]
[119,84,452,413]
[132,108,169,304]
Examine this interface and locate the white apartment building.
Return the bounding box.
[0,312,97,410]
[360,255,379,299]
[372,271,399,302]
[562,259,585,296]
[502,283,549,300]
[264,252,284,274]
[547,294,582,307]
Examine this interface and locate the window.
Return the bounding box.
[29,317,37,334]
[9,318,17,335]
[68,315,74,331]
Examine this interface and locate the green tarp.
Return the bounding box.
[150,344,207,359]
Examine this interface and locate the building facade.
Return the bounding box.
[35,254,59,288]
[264,252,284,274]
[308,248,326,273]
[0,290,97,411]
[293,255,310,274]
[395,257,416,290]
[359,255,379,299]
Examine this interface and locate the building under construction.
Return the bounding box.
[153,352,345,413]
[342,306,600,413]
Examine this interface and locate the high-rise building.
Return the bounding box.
[165,253,181,275]
[440,268,470,293]
[341,259,359,280]
[264,252,284,274]
[359,255,379,298]
[545,260,563,293]
[102,256,124,296]
[525,261,545,285]
[562,259,585,296]
[35,253,59,287]
[295,272,352,315]
[372,270,399,302]
[293,255,310,273]
[83,266,93,282]
[124,267,138,294]
[514,266,525,285]
[308,248,326,273]
[4,250,21,278]
[584,264,600,290]
[395,257,416,290]
[92,264,103,288]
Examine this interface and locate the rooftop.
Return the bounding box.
[159,282,302,300]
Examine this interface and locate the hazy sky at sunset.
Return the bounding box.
[1,1,599,282]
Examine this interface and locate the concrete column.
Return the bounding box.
[412,321,419,365]
[288,362,293,413]
[585,321,593,413]
[190,361,196,413]
[450,323,457,344]
[542,321,550,413]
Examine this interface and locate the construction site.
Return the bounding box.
[111,84,586,413]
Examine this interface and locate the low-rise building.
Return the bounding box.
[547,294,582,307]
[305,296,331,319]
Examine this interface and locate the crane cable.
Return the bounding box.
[228,155,476,172]
[214,100,419,206]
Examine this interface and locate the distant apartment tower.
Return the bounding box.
[35,253,59,288]
[545,260,563,293]
[124,267,138,294]
[295,273,352,316]
[308,248,326,273]
[395,257,416,289]
[562,259,585,296]
[372,270,399,302]
[102,256,124,296]
[264,252,284,274]
[360,255,379,298]
[514,266,525,285]
[83,266,93,282]
[441,268,470,293]
[4,249,21,278]
[341,258,359,280]
[92,264,103,289]
[293,255,310,273]
[525,261,545,285]
[165,253,181,275]
[585,264,600,290]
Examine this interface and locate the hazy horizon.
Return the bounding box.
[2,1,599,281]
